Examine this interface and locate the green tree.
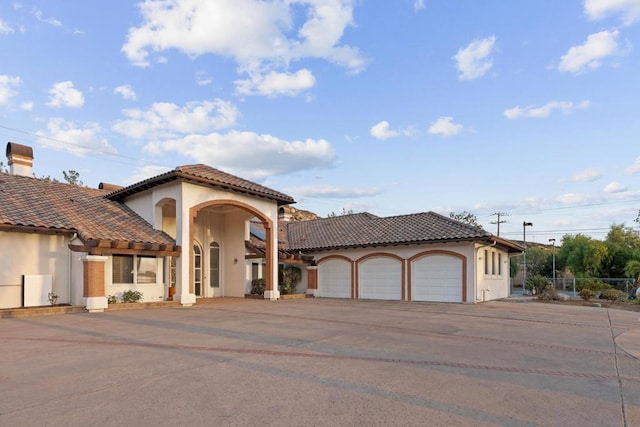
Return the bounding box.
[556,234,608,277]
[328,208,354,217]
[624,260,640,284]
[601,224,640,278]
[62,170,83,186]
[449,211,480,227]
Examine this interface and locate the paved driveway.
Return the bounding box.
[1,298,639,426]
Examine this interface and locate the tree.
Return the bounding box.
[556,234,608,277]
[62,170,83,186]
[624,260,640,285]
[328,208,354,217]
[449,211,480,227]
[601,224,640,278]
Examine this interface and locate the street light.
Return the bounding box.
[522,222,533,294]
[548,238,556,287]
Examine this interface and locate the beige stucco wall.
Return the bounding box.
[0,231,71,309]
[475,245,511,301]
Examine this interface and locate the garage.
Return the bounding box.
[358,256,402,300]
[411,254,463,302]
[318,258,352,298]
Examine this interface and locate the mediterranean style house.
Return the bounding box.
[0,142,522,311]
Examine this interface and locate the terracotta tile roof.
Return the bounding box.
[0,173,176,249]
[106,164,295,205]
[286,211,494,251]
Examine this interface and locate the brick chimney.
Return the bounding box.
[5,142,33,177]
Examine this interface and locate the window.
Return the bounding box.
[113,255,133,283]
[498,253,502,276]
[252,263,259,281]
[491,251,496,275]
[112,255,157,284]
[484,250,488,275]
[136,256,157,284]
[210,242,220,288]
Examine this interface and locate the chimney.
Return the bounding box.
[6,142,34,177]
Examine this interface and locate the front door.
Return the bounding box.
[209,241,222,297]
[194,242,203,297]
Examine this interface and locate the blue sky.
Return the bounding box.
[1,0,640,244]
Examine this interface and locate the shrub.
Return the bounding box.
[576,279,610,293]
[121,290,143,303]
[525,275,551,295]
[579,289,595,301]
[600,288,626,303]
[280,266,302,295]
[537,285,559,301]
[107,294,118,304]
[250,278,265,295]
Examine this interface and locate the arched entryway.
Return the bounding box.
[188,199,277,299]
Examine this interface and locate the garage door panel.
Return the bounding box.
[412,255,463,302]
[318,259,351,298]
[359,257,401,300]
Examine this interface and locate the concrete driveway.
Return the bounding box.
[1,298,639,426]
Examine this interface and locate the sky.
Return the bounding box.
[1,0,640,245]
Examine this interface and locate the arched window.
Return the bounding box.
[194,243,202,296]
[210,242,220,288]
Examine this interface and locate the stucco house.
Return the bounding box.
[0,142,522,311]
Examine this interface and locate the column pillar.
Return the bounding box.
[306,265,318,297]
[83,255,108,313]
[263,221,280,301]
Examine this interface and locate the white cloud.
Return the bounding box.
[0,19,15,34]
[504,100,591,119]
[125,165,172,185]
[570,168,602,182]
[143,130,336,179]
[604,181,628,193]
[196,70,213,86]
[36,118,117,156]
[428,116,464,136]
[46,81,85,108]
[558,30,621,73]
[584,0,640,25]
[113,84,137,100]
[284,185,383,198]
[370,120,416,140]
[0,75,21,105]
[112,99,239,139]
[31,8,63,27]
[121,0,366,97]
[370,121,399,140]
[235,69,316,97]
[20,101,33,111]
[453,36,496,80]
[625,156,640,174]
[414,0,425,11]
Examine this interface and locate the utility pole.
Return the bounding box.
[490,212,508,236]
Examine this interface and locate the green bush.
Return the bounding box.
[121,290,143,303]
[600,288,626,303]
[107,294,118,304]
[280,266,302,295]
[525,275,551,295]
[537,285,559,301]
[250,278,265,295]
[579,289,595,301]
[576,279,610,292]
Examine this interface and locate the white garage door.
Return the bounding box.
[412,255,463,302]
[318,259,352,298]
[358,257,402,300]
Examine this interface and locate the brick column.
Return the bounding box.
[83,255,108,312]
[306,265,318,297]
